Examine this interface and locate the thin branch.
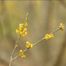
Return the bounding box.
[9,45,17,66]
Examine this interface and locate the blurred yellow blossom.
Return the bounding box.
[43,33,54,40]
[18,50,26,58]
[16,22,28,37]
[25,41,33,49]
[58,23,64,31]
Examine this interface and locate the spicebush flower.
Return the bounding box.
[43,33,54,40]
[16,22,28,37]
[25,41,33,49]
[18,50,26,58]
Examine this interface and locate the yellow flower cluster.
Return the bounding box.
[25,41,33,49]
[15,21,64,59]
[43,33,54,40]
[58,23,64,31]
[18,41,33,58]
[16,22,28,37]
[18,50,26,58]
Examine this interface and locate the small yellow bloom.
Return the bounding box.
[16,22,28,37]
[25,41,33,49]
[43,33,54,40]
[18,50,26,58]
[58,23,64,31]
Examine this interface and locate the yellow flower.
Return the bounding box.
[16,22,28,37]
[25,41,33,49]
[58,23,64,31]
[18,50,26,58]
[43,33,54,40]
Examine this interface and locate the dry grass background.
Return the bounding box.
[0,0,66,66]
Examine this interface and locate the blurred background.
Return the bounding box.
[0,0,66,66]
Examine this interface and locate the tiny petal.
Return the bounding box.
[19,23,23,28]
[23,28,27,32]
